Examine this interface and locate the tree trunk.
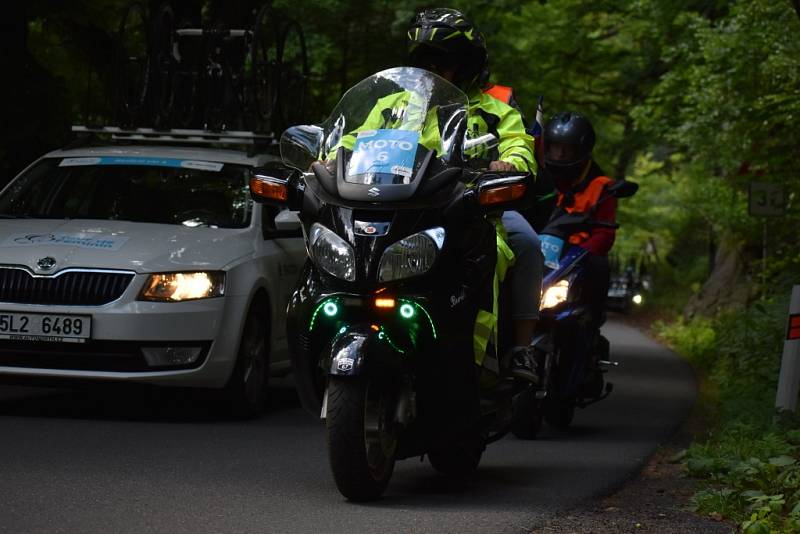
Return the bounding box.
[683,237,750,318]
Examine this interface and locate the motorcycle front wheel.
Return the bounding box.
[326,376,397,501]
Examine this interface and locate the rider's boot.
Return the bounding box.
[509,346,540,384]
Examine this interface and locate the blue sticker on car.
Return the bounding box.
[348,129,420,180]
[540,234,565,269]
[59,157,224,172]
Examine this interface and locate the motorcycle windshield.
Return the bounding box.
[281,67,468,191]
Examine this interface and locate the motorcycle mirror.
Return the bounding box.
[607,180,639,198]
[280,125,325,171]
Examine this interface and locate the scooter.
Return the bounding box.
[250,67,540,501]
[512,180,638,437]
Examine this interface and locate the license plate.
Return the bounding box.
[0,312,91,343]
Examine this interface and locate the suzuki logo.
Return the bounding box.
[367,187,381,197]
[37,256,57,271]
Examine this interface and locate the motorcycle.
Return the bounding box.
[513,181,638,437]
[249,67,540,501]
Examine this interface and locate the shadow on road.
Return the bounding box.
[0,379,303,423]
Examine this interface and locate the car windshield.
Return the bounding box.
[0,158,252,228]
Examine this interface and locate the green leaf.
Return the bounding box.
[742,518,772,534]
[687,457,716,475]
[769,456,796,467]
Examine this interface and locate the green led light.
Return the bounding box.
[338,326,347,334]
[379,327,404,354]
[399,303,415,319]
[398,299,437,339]
[323,301,339,317]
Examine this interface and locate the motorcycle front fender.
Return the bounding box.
[326,324,401,377]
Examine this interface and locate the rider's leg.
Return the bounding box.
[501,210,544,382]
[583,254,610,327]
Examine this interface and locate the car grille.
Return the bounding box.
[0,268,135,306]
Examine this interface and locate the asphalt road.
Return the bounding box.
[0,319,695,534]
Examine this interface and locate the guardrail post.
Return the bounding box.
[775,285,800,412]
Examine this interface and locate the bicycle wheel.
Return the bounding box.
[249,3,280,132]
[276,19,309,131]
[151,3,175,128]
[114,1,151,126]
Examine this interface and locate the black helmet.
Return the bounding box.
[407,8,488,90]
[543,111,596,168]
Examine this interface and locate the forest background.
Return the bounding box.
[2,0,800,529]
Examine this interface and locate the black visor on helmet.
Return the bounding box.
[542,111,596,168]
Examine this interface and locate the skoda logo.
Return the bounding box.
[37,257,57,271]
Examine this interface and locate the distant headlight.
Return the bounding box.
[139,272,225,302]
[378,227,445,283]
[309,223,356,282]
[540,279,570,310]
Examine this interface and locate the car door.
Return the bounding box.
[256,204,306,364]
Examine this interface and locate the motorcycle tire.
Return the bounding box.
[428,441,483,477]
[544,399,575,429]
[511,388,544,439]
[326,377,396,501]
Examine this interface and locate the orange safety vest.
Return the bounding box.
[557,176,614,245]
[482,84,513,104]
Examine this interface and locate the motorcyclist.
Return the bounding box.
[541,111,617,325]
[407,7,543,383]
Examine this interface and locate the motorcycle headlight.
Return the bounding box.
[540,279,570,310]
[309,223,356,281]
[378,227,445,282]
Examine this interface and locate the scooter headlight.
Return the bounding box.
[309,223,356,282]
[540,280,570,310]
[378,227,445,282]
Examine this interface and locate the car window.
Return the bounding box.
[0,158,252,228]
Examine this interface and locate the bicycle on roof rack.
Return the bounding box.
[111,1,309,135]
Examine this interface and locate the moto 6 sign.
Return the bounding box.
[349,129,419,179]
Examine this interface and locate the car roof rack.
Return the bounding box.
[71,126,278,154]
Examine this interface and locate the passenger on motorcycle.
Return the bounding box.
[407,7,544,383]
[541,111,616,325]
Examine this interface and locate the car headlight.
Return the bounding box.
[309,223,356,281]
[378,227,445,282]
[139,271,225,302]
[540,279,570,310]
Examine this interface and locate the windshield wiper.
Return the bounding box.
[0,214,33,219]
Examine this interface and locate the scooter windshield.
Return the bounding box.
[281,67,468,190]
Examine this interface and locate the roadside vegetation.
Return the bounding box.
[658,296,800,532]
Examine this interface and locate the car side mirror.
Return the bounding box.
[607,180,639,198]
[274,210,302,232]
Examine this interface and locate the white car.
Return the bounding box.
[0,143,306,415]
